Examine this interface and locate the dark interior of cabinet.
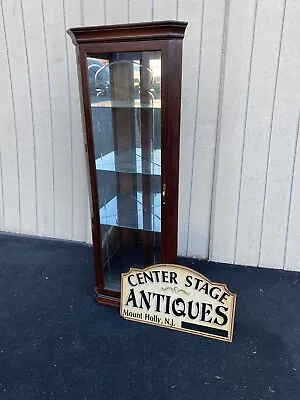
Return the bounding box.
[89,51,162,291]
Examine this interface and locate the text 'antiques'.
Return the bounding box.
[120,264,236,342]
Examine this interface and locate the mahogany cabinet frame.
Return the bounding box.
[67,21,187,308]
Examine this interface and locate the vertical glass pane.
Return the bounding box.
[87,51,161,291]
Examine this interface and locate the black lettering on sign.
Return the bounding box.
[187,300,200,320]
[126,288,137,307]
[165,295,171,314]
[214,306,228,326]
[128,275,137,287]
[209,286,222,300]
[153,271,160,282]
[200,302,213,323]
[172,297,186,317]
[170,272,178,284]
[143,271,154,284]
[218,292,229,305]
[136,273,144,285]
[121,265,236,342]
[185,275,193,288]
[139,290,151,310]
[162,271,168,283]
[195,277,203,290]
[152,292,165,312]
[199,282,209,295]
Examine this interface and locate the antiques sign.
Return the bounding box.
[120,264,236,342]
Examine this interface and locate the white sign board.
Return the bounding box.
[120,264,236,342]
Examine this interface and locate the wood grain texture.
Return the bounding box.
[260,0,300,269]
[161,39,184,262]
[210,0,257,264]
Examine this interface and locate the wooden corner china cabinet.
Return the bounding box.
[67,21,187,307]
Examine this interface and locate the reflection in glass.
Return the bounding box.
[87,51,161,290]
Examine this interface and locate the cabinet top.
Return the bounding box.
[67,20,187,45]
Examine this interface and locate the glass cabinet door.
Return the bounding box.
[86,51,161,291]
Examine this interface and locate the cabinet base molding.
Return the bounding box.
[94,287,120,308]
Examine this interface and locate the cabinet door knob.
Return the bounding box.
[162,183,166,205]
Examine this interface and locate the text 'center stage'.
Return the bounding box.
[120,264,236,342]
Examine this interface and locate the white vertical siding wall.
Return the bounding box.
[210,0,258,264]
[259,0,300,270]
[1,0,37,235]
[235,0,285,268]
[0,0,300,272]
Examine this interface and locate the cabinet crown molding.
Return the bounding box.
[67,21,187,45]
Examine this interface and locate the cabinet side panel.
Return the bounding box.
[161,40,183,262]
[77,46,104,288]
[80,3,106,243]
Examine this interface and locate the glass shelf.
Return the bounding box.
[91,98,161,109]
[95,148,161,175]
[100,191,161,232]
[85,49,163,294]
